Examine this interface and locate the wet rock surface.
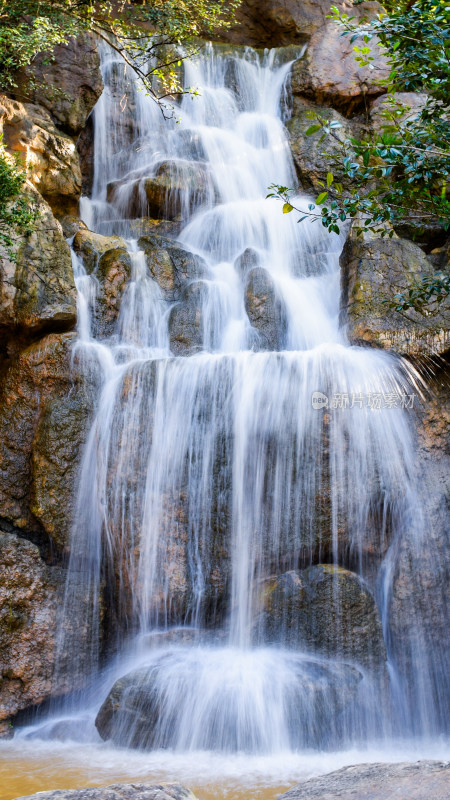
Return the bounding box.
[245,267,287,350]
[0,532,97,724]
[13,785,198,800]
[95,655,362,749]
[340,227,450,357]
[139,235,207,301]
[277,760,450,800]
[169,283,206,356]
[254,565,386,669]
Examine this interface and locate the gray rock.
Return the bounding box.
[253,565,386,670]
[244,267,287,350]
[0,188,76,337]
[169,282,206,355]
[13,34,103,135]
[13,783,198,800]
[95,656,362,749]
[340,226,450,357]
[276,760,450,800]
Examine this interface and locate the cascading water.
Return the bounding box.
[8,41,448,789]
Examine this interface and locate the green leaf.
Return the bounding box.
[316,192,329,204]
[326,172,334,187]
[283,203,294,214]
[305,124,322,136]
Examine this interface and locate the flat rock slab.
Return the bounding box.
[277,760,450,800]
[14,783,198,800]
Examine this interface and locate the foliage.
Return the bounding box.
[0,136,37,258]
[0,1,241,115]
[268,0,450,313]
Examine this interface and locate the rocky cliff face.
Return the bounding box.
[0,4,448,736]
[0,35,102,732]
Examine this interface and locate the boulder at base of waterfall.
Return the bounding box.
[0,333,95,551]
[107,160,212,220]
[219,0,383,47]
[169,283,206,356]
[253,565,386,670]
[95,655,362,749]
[0,532,101,726]
[290,23,389,116]
[287,103,359,194]
[340,226,450,357]
[244,267,287,350]
[0,97,82,214]
[277,760,450,800]
[139,234,207,301]
[0,189,76,342]
[13,784,200,800]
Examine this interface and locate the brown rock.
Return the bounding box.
[291,23,389,116]
[139,234,207,301]
[220,0,384,47]
[14,34,103,136]
[0,333,91,549]
[340,226,450,357]
[73,229,127,274]
[0,97,82,214]
[0,532,97,723]
[108,161,213,221]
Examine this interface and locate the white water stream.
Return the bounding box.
[2,42,448,798]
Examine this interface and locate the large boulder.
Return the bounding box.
[0,189,76,342]
[0,98,82,214]
[107,161,213,220]
[139,234,207,301]
[244,267,287,350]
[0,532,98,727]
[253,565,386,670]
[219,0,383,47]
[13,784,199,800]
[340,226,450,357]
[291,23,390,116]
[0,333,93,551]
[95,652,362,749]
[14,34,103,136]
[277,760,450,800]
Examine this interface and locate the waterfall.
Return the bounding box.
[42,41,448,757]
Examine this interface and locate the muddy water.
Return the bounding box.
[2,741,449,800]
